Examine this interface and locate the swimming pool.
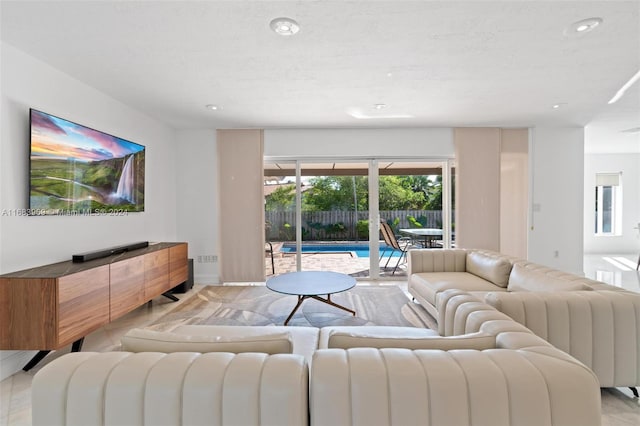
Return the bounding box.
[280,243,401,258]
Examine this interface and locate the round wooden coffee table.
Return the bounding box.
[266,271,356,325]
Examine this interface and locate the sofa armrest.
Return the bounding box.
[436,289,488,335]
[436,289,525,337]
[32,352,308,426]
[408,249,467,274]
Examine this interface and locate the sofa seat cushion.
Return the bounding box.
[410,272,503,306]
[319,326,438,349]
[320,326,496,351]
[466,290,505,302]
[172,325,320,363]
[121,328,292,354]
[122,325,320,364]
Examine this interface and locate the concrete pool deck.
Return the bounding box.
[266,250,408,278]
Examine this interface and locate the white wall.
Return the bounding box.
[265,128,454,158]
[175,129,219,283]
[0,42,178,379]
[268,127,588,275]
[175,127,452,285]
[584,153,640,254]
[528,127,585,274]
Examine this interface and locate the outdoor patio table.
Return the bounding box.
[399,228,443,248]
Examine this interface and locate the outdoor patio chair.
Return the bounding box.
[265,241,275,275]
[379,221,415,275]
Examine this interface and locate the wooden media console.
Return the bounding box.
[0,242,188,369]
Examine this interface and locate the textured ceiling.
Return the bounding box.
[1,1,639,152]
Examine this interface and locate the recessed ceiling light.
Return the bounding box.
[552,103,567,109]
[347,108,414,119]
[270,17,300,36]
[567,17,602,34]
[205,104,221,111]
[374,103,387,110]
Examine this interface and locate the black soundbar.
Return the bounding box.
[72,241,149,263]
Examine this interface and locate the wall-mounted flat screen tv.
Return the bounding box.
[29,109,145,215]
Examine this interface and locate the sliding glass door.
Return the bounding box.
[298,161,370,275]
[377,160,452,277]
[264,160,297,275]
[264,157,453,279]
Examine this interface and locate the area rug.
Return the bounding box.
[149,285,437,330]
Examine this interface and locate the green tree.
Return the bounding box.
[302,176,368,211]
[400,175,443,210]
[424,176,443,210]
[422,175,456,211]
[265,185,295,211]
[277,174,445,212]
[379,176,425,210]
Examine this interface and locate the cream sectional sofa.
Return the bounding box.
[32,298,602,426]
[485,289,640,389]
[408,249,515,318]
[408,248,640,391]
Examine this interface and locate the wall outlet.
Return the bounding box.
[197,255,218,263]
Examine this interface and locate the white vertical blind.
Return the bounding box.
[217,130,265,282]
[454,128,501,251]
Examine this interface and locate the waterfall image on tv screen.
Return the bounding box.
[29,109,145,215]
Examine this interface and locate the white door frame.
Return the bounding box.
[264,156,454,280]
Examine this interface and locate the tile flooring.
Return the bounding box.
[583,253,640,293]
[2,254,640,425]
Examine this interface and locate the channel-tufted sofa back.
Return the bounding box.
[485,289,640,387]
[32,352,308,426]
[311,346,600,426]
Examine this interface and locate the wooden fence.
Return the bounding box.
[265,210,448,241]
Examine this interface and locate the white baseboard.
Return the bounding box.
[195,274,220,285]
[0,350,37,381]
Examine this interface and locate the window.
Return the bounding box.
[595,172,622,235]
